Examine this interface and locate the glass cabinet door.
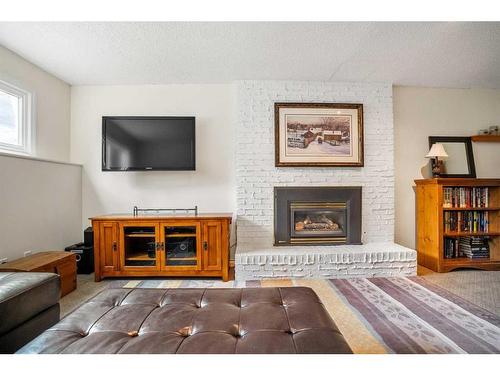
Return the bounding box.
[122,225,158,268]
[162,224,200,269]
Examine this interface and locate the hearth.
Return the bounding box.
[274,187,361,246]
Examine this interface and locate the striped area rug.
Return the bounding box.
[108,277,500,354]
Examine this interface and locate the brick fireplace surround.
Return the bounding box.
[234,81,416,281]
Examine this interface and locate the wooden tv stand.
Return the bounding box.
[91,213,232,281]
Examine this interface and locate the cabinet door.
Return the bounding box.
[202,221,222,271]
[160,222,202,271]
[99,222,119,273]
[119,222,161,271]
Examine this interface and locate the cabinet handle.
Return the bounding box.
[203,241,208,251]
[112,241,117,251]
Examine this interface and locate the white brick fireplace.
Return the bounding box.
[234,80,416,280]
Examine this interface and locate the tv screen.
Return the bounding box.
[102,116,195,171]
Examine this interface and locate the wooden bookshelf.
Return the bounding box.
[443,207,500,211]
[443,231,500,237]
[415,178,500,272]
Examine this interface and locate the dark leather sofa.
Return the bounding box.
[19,286,352,354]
[0,272,60,353]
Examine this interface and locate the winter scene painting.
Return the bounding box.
[285,114,352,156]
[275,103,363,167]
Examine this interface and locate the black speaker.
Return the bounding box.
[84,227,93,247]
[65,243,94,274]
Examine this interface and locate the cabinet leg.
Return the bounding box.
[94,272,101,282]
[222,265,229,282]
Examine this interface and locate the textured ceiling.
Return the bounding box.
[0,22,499,88]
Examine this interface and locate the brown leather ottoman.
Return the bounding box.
[18,287,352,354]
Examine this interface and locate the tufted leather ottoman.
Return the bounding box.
[18,287,352,354]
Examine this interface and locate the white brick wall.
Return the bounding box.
[236,80,395,244]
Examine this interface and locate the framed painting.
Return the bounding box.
[274,103,364,167]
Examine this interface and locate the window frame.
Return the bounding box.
[0,78,36,156]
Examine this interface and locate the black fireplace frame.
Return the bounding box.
[274,186,362,246]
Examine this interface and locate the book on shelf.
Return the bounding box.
[443,211,489,233]
[444,236,490,259]
[459,236,490,259]
[444,238,459,258]
[443,187,489,208]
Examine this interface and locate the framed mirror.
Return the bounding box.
[428,136,476,178]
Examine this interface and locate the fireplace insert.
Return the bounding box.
[274,187,361,246]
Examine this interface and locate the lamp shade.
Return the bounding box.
[425,143,448,158]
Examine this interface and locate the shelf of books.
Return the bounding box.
[443,187,499,263]
[415,179,500,272]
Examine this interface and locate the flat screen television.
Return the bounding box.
[102,116,195,171]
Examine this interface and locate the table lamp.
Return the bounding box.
[425,143,448,177]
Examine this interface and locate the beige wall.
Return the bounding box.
[0,45,71,161]
[394,86,500,249]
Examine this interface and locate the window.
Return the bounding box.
[0,79,35,155]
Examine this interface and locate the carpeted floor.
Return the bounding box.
[61,269,500,317]
[418,268,500,315]
[60,274,500,353]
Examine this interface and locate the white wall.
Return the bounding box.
[70,84,236,246]
[0,155,82,261]
[0,45,71,161]
[0,46,80,261]
[236,81,395,245]
[394,86,500,249]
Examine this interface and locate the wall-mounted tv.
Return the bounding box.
[102,116,195,171]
